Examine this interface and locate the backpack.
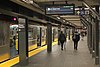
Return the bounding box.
[72,34,76,40]
[73,35,76,39]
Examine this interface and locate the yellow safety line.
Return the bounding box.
[28,44,37,51]
[0,41,58,67]
[41,41,46,46]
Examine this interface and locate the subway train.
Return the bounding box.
[0,17,59,63]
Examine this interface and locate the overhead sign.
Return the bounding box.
[80,8,85,15]
[45,4,75,15]
[18,18,25,29]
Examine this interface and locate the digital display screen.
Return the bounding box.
[45,4,75,15]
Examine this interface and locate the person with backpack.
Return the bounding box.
[72,31,80,50]
[58,31,66,50]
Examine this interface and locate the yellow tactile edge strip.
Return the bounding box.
[0,41,58,67]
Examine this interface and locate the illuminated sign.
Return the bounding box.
[45,4,75,15]
[80,8,85,15]
[13,18,17,21]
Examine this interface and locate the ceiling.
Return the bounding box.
[34,0,99,6]
[60,15,82,26]
[33,0,99,27]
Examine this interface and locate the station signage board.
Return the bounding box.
[45,4,75,15]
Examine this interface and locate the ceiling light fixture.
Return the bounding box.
[63,20,65,22]
[57,17,60,19]
[67,22,69,24]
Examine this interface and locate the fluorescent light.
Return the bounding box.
[57,17,60,19]
[63,20,65,22]
[65,19,80,21]
[10,25,18,27]
[75,8,79,10]
[67,22,69,23]
[84,27,86,28]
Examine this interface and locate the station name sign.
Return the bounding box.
[45,4,75,15]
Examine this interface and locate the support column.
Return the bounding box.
[64,26,67,40]
[88,25,90,50]
[18,17,28,66]
[47,23,52,52]
[87,25,90,50]
[40,27,42,46]
[95,5,99,65]
[95,18,99,64]
[87,15,93,54]
[58,25,61,45]
[89,24,92,54]
[66,27,68,40]
[53,29,55,42]
[92,20,95,58]
[87,16,92,54]
[95,6,99,64]
[68,28,70,40]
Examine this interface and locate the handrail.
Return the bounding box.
[82,0,100,20]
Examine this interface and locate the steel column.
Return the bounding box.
[18,18,29,66]
[95,5,99,65]
[47,23,52,52]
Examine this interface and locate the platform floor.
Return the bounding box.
[13,37,99,67]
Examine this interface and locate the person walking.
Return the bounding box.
[58,31,66,50]
[72,31,80,50]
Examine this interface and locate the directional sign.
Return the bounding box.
[45,4,75,15]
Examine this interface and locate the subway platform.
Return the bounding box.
[13,37,99,67]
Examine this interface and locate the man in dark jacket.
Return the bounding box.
[72,31,80,50]
[58,31,66,50]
